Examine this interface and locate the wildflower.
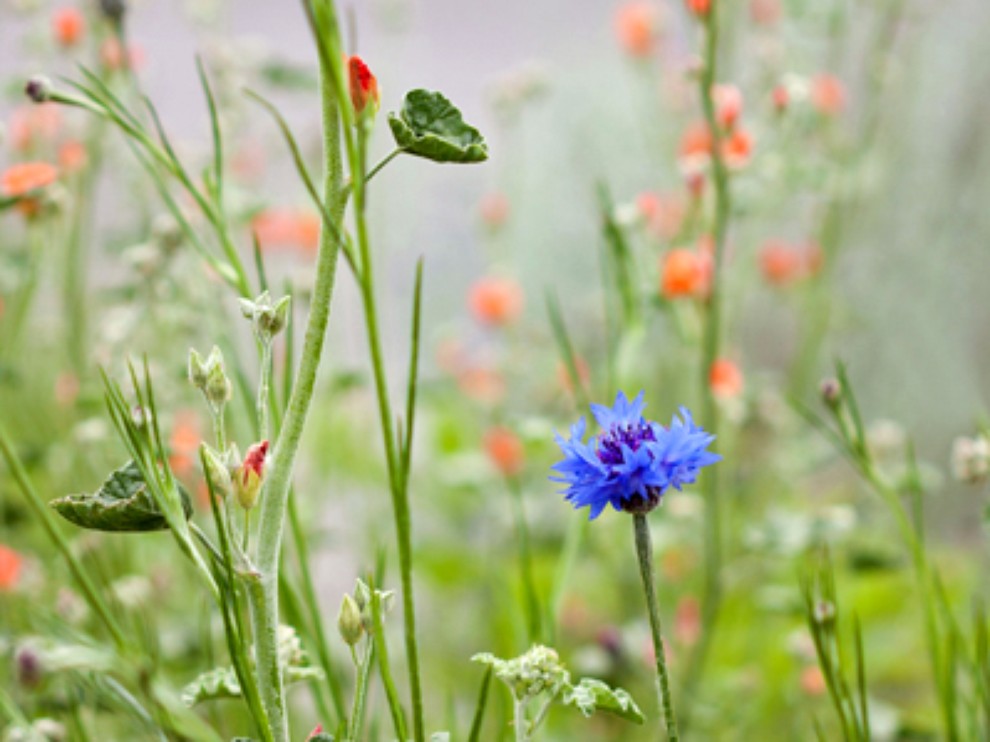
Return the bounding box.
[800,665,826,696]
[678,120,713,162]
[685,0,711,18]
[819,378,841,408]
[0,545,24,591]
[457,366,505,404]
[52,7,86,47]
[169,410,201,479]
[58,140,87,173]
[347,56,380,117]
[951,435,990,484]
[660,247,711,299]
[712,84,744,130]
[709,358,744,399]
[811,74,846,117]
[771,84,790,113]
[478,192,510,229]
[636,191,685,240]
[99,37,144,71]
[468,276,524,326]
[252,208,321,255]
[551,391,720,519]
[484,427,525,477]
[235,441,269,510]
[721,126,754,169]
[615,2,661,58]
[749,0,781,25]
[759,240,821,285]
[1,162,58,217]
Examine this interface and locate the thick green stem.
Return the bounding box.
[633,514,679,742]
[249,42,346,742]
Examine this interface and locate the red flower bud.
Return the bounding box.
[235,440,269,510]
[347,56,380,117]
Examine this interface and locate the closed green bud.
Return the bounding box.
[337,594,364,646]
[239,291,291,342]
[188,348,208,389]
[204,346,232,408]
[200,444,233,500]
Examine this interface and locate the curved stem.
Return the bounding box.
[249,33,347,741]
[633,514,679,742]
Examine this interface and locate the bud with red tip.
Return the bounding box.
[235,440,269,510]
[347,56,380,119]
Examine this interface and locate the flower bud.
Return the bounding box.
[337,593,364,646]
[239,291,291,342]
[15,644,42,688]
[200,443,233,500]
[204,346,232,408]
[347,56,380,119]
[819,378,841,408]
[188,348,208,389]
[99,0,126,23]
[234,440,268,510]
[25,76,53,104]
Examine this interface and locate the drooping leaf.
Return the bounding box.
[50,460,192,532]
[562,678,645,724]
[388,90,488,164]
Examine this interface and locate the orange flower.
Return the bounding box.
[478,192,510,229]
[800,665,827,696]
[712,84,744,130]
[637,191,685,240]
[58,140,87,173]
[1,162,58,197]
[100,38,145,71]
[811,74,846,117]
[252,208,322,255]
[678,121,713,161]
[722,127,754,169]
[749,0,782,25]
[168,410,201,479]
[468,276,524,327]
[52,6,85,47]
[759,240,822,286]
[709,358,744,399]
[8,104,61,152]
[661,248,711,299]
[685,0,711,17]
[615,2,660,58]
[483,427,525,477]
[771,84,789,112]
[457,367,505,404]
[347,56,380,116]
[0,545,23,591]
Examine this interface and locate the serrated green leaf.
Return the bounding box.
[50,460,193,532]
[562,678,645,724]
[388,90,488,164]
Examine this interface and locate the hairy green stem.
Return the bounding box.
[249,37,346,742]
[633,514,679,741]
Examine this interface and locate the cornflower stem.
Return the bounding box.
[683,1,733,716]
[507,475,542,643]
[352,125,425,740]
[248,26,347,741]
[633,513,679,742]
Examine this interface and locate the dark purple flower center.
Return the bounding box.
[596,421,656,466]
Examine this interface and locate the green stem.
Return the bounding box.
[513,697,528,742]
[507,476,541,643]
[249,34,347,742]
[370,583,409,741]
[684,0,732,714]
[633,513,679,742]
[348,640,375,741]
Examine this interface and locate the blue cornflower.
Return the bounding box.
[551,391,720,520]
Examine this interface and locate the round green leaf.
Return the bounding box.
[388,89,488,164]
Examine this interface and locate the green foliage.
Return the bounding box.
[388,90,488,163]
[562,678,645,724]
[49,460,192,532]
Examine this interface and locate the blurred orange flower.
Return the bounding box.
[484,427,525,477]
[637,191,685,240]
[52,6,86,47]
[100,38,145,71]
[615,2,661,58]
[749,0,782,25]
[811,74,846,117]
[8,104,61,152]
[478,192,510,229]
[722,127,754,169]
[713,84,744,130]
[468,276,524,327]
[169,410,201,479]
[58,140,87,173]
[0,545,23,591]
[759,240,822,286]
[800,665,826,696]
[675,596,701,646]
[457,367,506,405]
[685,0,711,17]
[661,247,711,299]
[252,208,322,255]
[709,358,744,399]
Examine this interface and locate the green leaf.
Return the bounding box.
[562,678,645,724]
[182,664,322,706]
[50,460,192,532]
[388,90,488,163]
